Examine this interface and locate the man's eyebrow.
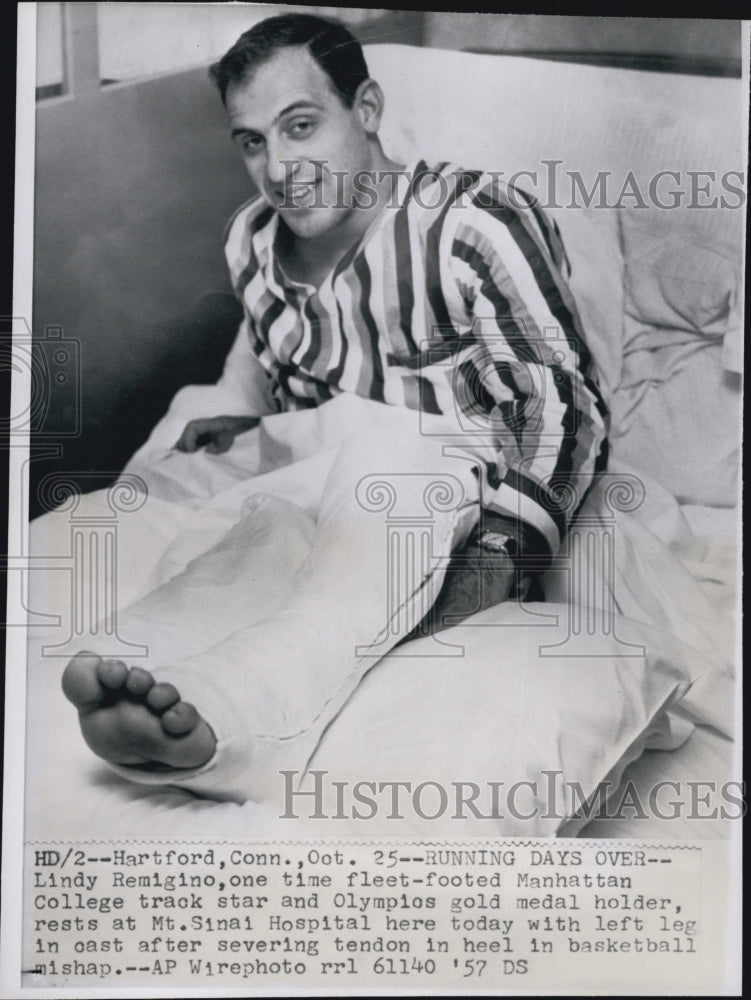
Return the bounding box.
[230,100,324,138]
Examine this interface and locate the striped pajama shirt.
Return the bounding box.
[223,160,609,568]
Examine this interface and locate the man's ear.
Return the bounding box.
[353,79,384,134]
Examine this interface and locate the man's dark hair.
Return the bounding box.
[209,13,370,107]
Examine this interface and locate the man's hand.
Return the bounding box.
[405,543,517,641]
[174,415,260,454]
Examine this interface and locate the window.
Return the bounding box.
[36,2,66,99]
[34,4,409,100]
[96,3,395,85]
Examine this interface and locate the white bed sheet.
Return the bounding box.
[580,502,739,840]
[579,724,735,840]
[23,411,738,842]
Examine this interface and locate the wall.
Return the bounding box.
[31,47,249,514]
[423,15,741,73]
[29,5,423,518]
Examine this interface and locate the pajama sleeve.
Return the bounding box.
[448,177,610,569]
[223,199,285,416]
[214,316,277,417]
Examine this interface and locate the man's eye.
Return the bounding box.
[287,119,315,138]
[241,134,264,153]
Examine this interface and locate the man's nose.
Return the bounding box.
[265,142,298,187]
[265,156,290,186]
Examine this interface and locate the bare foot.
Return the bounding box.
[62,651,216,771]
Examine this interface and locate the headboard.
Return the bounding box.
[367,44,745,248]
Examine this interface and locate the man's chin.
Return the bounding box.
[278,207,347,241]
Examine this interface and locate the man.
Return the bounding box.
[62,14,608,803]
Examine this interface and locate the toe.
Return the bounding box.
[162,701,198,736]
[125,667,155,697]
[146,683,180,713]
[98,659,129,690]
[61,651,105,708]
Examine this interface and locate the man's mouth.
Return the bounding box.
[275,180,322,209]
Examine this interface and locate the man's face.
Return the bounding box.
[226,46,378,242]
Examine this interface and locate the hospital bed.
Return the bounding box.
[24,43,742,841]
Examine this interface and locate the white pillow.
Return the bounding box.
[610,340,741,507]
[625,234,737,335]
[307,601,693,837]
[619,212,742,372]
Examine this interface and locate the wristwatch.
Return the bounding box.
[469,527,537,601]
[473,529,514,555]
